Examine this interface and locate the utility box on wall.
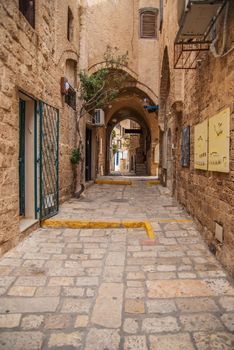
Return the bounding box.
[215,222,224,243]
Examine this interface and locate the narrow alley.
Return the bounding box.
[0,180,233,349]
[0,0,234,349]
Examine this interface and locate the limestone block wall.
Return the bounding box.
[159,1,234,275]
[81,0,160,103]
[0,0,81,254]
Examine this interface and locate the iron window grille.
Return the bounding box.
[19,0,35,28]
[65,84,76,110]
[140,8,158,39]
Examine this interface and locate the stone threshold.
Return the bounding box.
[20,218,39,235]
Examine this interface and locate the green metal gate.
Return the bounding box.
[19,99,26,216]
[39,101,59,220]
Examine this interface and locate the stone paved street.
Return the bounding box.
[0,179,234,349]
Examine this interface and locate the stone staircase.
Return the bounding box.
[135,163,147,176]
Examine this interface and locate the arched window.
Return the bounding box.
[140,8,158,39]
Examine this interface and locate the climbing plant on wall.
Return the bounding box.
[78,45,129,119]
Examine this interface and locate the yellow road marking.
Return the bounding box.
[147,180,160,186]
[95,180,132,185]
[143,221,155,239]
[43,219,155,239]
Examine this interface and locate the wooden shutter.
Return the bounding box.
[141,11,157,38]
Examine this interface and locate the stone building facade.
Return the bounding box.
[0,0,81,254]
[158,0,234,275]
[80,0,160,178]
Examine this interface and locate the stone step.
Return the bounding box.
[135,163,147,176]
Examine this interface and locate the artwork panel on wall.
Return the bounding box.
[194,119,208,170]
[181,126,190,167]
[208,107,230,173]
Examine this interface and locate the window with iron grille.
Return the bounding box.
[65,85,76,110]
[140,8,158,39]
[19,0,35,28]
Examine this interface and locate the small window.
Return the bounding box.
[65,84,76,110]
[140,8,158,39]
[19,0,35,28]
[67,7,74,41]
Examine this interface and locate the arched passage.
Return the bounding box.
[85,68,159,178]
[99,90,159,177]
[106,109,152,175]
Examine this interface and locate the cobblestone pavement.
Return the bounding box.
[0,179,234,349]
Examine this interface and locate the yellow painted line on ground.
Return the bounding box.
[147,180,161,186]
[43,219,155,239]
[95,180,132,185]
[143,221,155,239]
[43,220,121,229]
[122,221,146,229]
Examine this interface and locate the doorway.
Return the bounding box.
[85,128,92,181]
[18,94,37,221]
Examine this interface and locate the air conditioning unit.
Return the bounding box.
[92,109,105,126]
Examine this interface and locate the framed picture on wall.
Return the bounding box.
[181,126,190,167]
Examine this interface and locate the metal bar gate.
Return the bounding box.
[39,101,59,220]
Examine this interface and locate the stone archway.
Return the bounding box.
[106,109,152,175]
[101,88,159,177]
[86,67,159,178]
